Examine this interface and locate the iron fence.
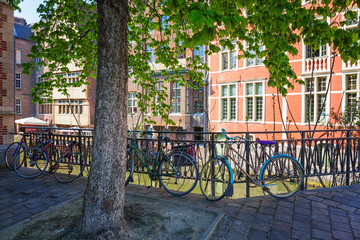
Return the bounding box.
[20,127,360,198]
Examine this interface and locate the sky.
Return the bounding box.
[14,0,43,24]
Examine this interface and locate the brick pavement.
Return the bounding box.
[1,168,360,239]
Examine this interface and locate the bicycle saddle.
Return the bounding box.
[257,140,276,145]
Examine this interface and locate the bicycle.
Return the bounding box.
[199,129,304,201]
[5,128,49,169]
[13,136,85,183]
[126,131,199,196]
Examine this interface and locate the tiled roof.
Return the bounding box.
[14,23,33,41]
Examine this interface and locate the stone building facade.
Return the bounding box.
[0,1,15,144]
[14,17,37,121]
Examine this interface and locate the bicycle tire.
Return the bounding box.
[14,147,48,178]
[5,142,25,169]
[199,157,232,201]
[125,150,134,186]
[158,152,198,196]
[260,155,304,199]
[54,152,86,183]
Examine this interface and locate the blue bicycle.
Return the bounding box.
[199,129,304,201]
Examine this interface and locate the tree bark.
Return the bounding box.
[81,0,128,237]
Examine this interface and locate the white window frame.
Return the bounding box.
[343,8,359,29]
[220,41,238,71]
[219,83,237,121]
[343,72,360,116]
[302,76,329,124]
[16,98,21,115]
[170,82,181,114]
[244,81,265,122]
[128,92,137,114]
[16,49,21,64]
[244,42,265,67]
[15,73,21,89]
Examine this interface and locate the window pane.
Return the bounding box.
[305,95,314,122]
[318,94,326,121]
[230,98,236,120]
[229,85,236,96]
[221,85,228,96]
[317,77,327,92]
[347,74,357,90]
[305,78,314,92]
[255,97,263,121]
[222,52,229,70]
[230,51,237,69]
[246,84,253,95]
[246,98,253,120]
[222,99,228,120]
[255,83,263,95]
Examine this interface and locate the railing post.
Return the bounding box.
[301,131,305,190]
[211,133,215,159]
[346,130,351,185]
[245,132,250,198]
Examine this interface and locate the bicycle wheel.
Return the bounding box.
[158,152,198,196]
[199,157,232,201]
[14,147,48,178]
[260,155,304,199]
[125,150,134,186]
[54,153,86,183]
[5,142,25,169]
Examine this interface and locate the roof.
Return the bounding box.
[14,23,33,41]
[15,117,49,126]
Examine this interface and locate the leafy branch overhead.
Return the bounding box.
[8,0,360,123]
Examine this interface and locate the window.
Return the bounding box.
[16,99,21,115]
[221,41,237,71]
[15,73,21,89]
[128,92,137,114]
[345,73,360,119]
[304,77,327,123]
[57,100,84,115]
[193,85,204,113]
[176,41,186,59]
[246,43,265,66]
[170,82,181,113]
[146,45,155,63]
[220,84,236,121]
[193,45,205,63]
[193,127,203,141]
[305,45,327,58]
[16,49,21,64]
[344,9,359,28]
[245,82,264,121]
[39,99,53,115]
[154,80,164,103]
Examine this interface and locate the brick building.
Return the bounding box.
[0,1,15,144]
[14,17,37,121]
[127,45,209,139]
[208,6,360,139]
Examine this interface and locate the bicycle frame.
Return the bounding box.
[128,138,173,177]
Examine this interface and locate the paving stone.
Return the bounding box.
[307,194,324,202]
[258,206,276,215]
[312,221,331,232]
[350,221,360,230]
[269,229,290,240]
[271,220,291,232]
[291,227,311,240]
[312,228,332,240]
[293,213,312,224]
[330,208,348,217]
[321,199,340,207]
[337,203,357,213]
[331,221,352,232]
[247,227,268,240]
[330,214,350,224]
[332,229,354,240]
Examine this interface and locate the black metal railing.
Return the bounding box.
[19,127,360,198]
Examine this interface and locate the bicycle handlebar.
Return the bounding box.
[221,129,249,144]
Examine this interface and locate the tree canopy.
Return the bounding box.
[8,0,360,125]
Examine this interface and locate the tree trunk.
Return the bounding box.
[81,0,128,237]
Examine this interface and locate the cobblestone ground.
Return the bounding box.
[1,168,360,240]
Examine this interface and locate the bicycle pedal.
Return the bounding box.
[130,177,134,183]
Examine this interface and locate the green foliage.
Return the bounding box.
[7,0,360,121]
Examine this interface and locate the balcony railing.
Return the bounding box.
[343,60,360,71]
[303,56,329,74]
[21,127,360,199]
